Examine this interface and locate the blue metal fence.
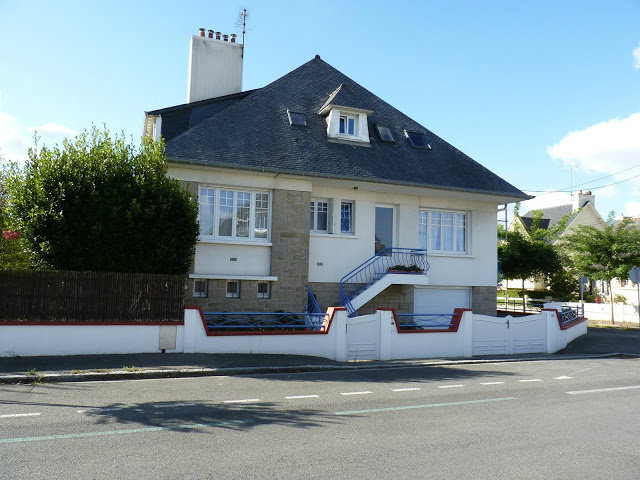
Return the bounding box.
[559,304,584,324]
[395,313,455,331]
[204,311,327,333]
[339,248,429,317]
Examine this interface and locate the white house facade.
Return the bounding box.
[144,30,529,318]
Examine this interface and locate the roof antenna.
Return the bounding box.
[237,8,248,49]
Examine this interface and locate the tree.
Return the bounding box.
[0,156,36,270]
[4,127,199,274]
[498,229,562,302]
[562,214,640,324]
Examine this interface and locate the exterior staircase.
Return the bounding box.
[339,248,430,317]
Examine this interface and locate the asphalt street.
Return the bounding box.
[1,357,639,479]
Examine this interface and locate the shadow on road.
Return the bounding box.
[81,400,339,432]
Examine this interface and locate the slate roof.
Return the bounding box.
[163,56,529,199]
[522,204,574,228]
[520,216,551,231]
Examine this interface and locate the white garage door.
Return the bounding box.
[414,287,471,314]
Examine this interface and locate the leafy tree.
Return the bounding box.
[498,229,562,301]
[4,127,198,274]
[0,156,36,270]
[561,214,640,324]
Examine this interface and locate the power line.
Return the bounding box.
[526,162,640,194]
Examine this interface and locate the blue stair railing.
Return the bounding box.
[339,248,429,317]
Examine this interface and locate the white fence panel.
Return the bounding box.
[510,315,547,354]
[472,315,509,355]
[347,313,380,361]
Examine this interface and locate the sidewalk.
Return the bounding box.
[1,326,639,384]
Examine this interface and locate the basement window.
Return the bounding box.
[226,280,240,298]
[375,125,394,143]
[257,281,271,299]
[193,279,208,298]
[405,130,430,149]
[287,110,307,127]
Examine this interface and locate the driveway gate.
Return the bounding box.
[472,315,547,356]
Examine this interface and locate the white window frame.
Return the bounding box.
[226,280,240,298]
[340,201,355,234]
[198,186,271,242]
[419,209,469,254]
[339,114,357,136]
[310,198,330,233]
[257,281,271,299]
[193,279,208,298]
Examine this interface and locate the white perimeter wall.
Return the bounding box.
[0,308,586,359]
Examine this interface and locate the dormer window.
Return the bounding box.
[339,115,356,135]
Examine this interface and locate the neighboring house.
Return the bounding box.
[508,190,606,291]
[143,30,529,317]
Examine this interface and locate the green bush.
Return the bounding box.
[5,127,198,274]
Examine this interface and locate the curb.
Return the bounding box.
[2,352,638,385]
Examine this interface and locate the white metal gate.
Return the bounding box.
[347,313,380,361]
[472,315,547,356]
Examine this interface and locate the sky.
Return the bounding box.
[1,0,639,221]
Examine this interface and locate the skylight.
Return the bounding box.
[375,125,394,143]
[287,110,307,127]
[405,130,430,149]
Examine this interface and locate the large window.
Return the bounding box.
[419,209,467,253]
[310,199,329,232]
[199,186,271,241]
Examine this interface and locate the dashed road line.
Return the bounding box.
[152,403,195,409]
[480,381,505,385]
[567,385,640,395]
[392,388,421,392]
[554,376,573,380]
[335,397,517,416]
[519,379,542,383]
[438,384,464,389]
[285,395,320,399]
[340,391,372,396]
[222,398,261,404]
[77,407,123,414]
[0,413,41,418]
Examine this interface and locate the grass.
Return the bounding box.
[122,365,139,372]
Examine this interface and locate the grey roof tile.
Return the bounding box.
[163,56,529,199]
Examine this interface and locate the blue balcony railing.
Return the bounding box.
[339,248,429,317]
[395,313,455,331]
[204,311,327,333]
[559,304,584,324]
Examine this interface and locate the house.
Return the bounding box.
[507,190,606,292]
[143,30,529,318]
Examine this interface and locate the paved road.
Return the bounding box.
[1,358,640,479]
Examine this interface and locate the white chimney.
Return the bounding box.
[187,31,243,103]
[573,190,595,212]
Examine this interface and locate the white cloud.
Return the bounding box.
[547,113,640,184]
[624,201,640,217]
[0,109,76,163]
[519,192,572,214]
[634,44,640,69]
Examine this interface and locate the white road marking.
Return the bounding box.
[340,391,372,396]
[0,413,41,418]
[567,385,640,395]
[77,407,123,414]
[480,381,505,385]
[223,398,261,404]
[392,388,421,392]
[285,395,320,399]
[519,379,542,383]
[152,403,195,409]
[438,385,464,389]
[555,376,573,380]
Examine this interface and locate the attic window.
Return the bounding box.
[405,130,430,149]
[375,125,394,143]
[339,115,356,135]
[287,110,307,126]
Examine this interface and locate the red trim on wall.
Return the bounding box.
[542,308,588,330]
[186,305,344,337]
[0,320,183,326]
[378,307,471,334]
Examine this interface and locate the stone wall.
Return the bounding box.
[307,282,414,315]
[186,188,310,312]
[472,285,497,316]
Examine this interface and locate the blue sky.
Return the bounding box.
[1,0,639,220]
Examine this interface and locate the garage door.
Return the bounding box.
[414,287,471,314]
